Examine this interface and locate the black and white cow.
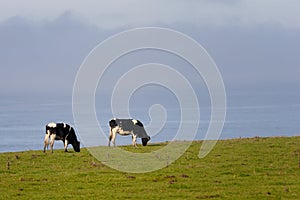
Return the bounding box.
[44,122,80,153]
[108,118,151,147]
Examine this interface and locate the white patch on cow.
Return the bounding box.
[118,129,133,136]
[132,119,138,125]
[47,122,56,128]
[63,123,66,128]
[112,126,132,136]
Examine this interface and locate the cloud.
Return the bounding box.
[0,14,109,94]
[0,1,299,95]
[0,0,300,29]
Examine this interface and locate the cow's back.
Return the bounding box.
[115,119,135,131]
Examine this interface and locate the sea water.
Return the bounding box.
[0,89,299,152]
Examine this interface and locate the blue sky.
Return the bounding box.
[0,0,299,95]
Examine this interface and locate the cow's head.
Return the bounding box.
[72,141,80,152]
[141,136,150,146]
[109,119,118,128]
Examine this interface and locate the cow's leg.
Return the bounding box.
[109,128,117,147]
[132,134,137,147]
[43,132,50,153]
[108,128,116,147]
[50,134,56,153]
[63,139,68,152]
[108,128,112,147]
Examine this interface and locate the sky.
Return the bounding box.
[0,0,299,96]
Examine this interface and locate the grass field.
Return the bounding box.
[1,136,300,199]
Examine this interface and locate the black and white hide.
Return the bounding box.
[44,122,80,153]
[108,118,151,147]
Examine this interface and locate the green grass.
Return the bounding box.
[1,136,300,199]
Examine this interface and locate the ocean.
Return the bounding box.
[0,88,299,153]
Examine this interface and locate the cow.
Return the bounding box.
[44,122,80,153]
[108,118,151,147]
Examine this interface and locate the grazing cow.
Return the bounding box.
[44,122,80,153]
[108,118,151,147]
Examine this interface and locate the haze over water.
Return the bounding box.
[1,88,299,153]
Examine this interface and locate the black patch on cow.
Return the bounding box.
[46,125,56,134]
[56,123,64,128]
[117,119,134,131]
[135,120,144,127]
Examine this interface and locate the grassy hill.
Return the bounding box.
[1,136,300,199]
